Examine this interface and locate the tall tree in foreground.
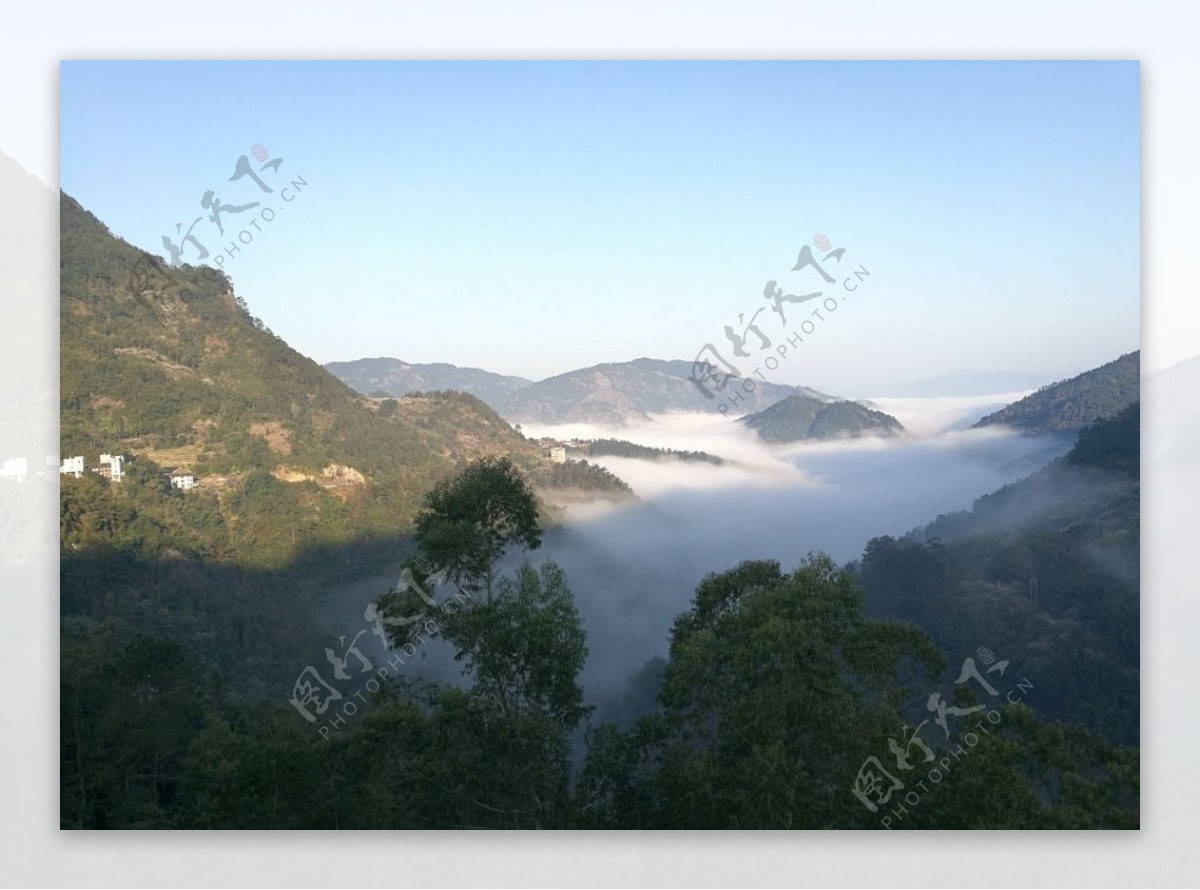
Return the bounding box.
[440,561,590,729]
[651,554,946,829]
[340,561,590,828]
[414,455,542,600]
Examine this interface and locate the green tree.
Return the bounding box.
[440,561,590,729]
[350,562,590,828]
[578,553,1138,829]
[414,456,541,600]
[61,634,209,828]
[649,555,944,828]
[177,710,335,829]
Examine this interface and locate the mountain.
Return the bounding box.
[324,357,532,412]
[61,190,451,537]
[740,394,904,443]
[499,357,834,425]
[59,192,628,551]
[972,352,1140,433]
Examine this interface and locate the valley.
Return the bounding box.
[57,190,1140,831]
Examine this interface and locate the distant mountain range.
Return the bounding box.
[972,352,1140,434]
[740,394,905,444]
[501,358,837,425]
[325,357,533,411]
[327,356,838,426]
[329,350,1143,445]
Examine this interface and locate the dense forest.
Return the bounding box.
[973,352,1140,433]
[543,459,634,494]
[857,404,1140,744]
[573,438,723,465]
[741,394,904,443]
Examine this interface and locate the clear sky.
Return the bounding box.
[59,61,1140,395]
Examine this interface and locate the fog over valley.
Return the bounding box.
[323,397,1076,711]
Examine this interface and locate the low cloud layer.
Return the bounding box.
[861,391,1033,437]
[320,398,1079,713]
[510,400,1073,706]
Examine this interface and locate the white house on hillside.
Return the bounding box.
[98,454,124,482]
[60,456,84,478]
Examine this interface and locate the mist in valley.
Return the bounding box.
[317,394,1078,722]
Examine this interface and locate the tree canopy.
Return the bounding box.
[414,456,542,598]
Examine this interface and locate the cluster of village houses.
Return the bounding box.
[537,437,593,464]
[538,436,620,464]
[539,441,567,464]
[54,453,197,490]
[5,435,591,489]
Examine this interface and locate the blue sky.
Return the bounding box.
[60,61,1140,395]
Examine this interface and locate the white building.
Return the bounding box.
[549,446,567,464]
[99,454,124,482]
[170,473,196,491]
[60,456,85,478]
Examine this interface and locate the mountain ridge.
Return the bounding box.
[325,356,533,410]
[972,352,1140,434]
[740,393,905,443]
